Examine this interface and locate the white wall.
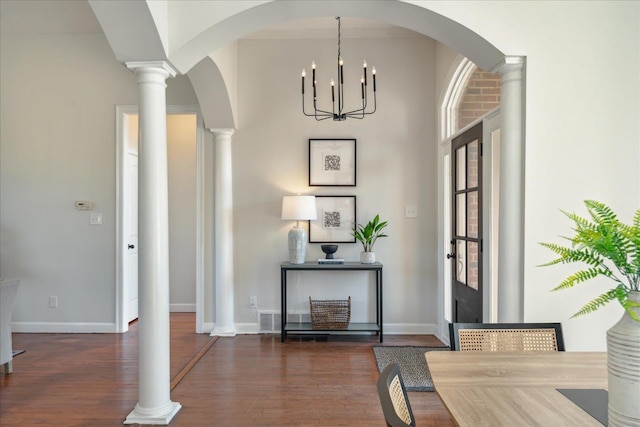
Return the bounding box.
[0,32,198,331]
[233,35,439,331]
[425,0,640,349]
[167,114,197,311]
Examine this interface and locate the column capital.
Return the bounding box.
[491,56,525,76]
[209,128,235,138]
[126,60,178,78]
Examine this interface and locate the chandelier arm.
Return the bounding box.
[303,95,331,118]
[311,93,334,116]
[312,105,334,116]
[343,91,377,116]
[302,94,315,117]
[361,87,368,111]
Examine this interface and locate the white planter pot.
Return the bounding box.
[607,291,640,426]
[360,251,376,264]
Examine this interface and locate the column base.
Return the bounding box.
[210,325,237,337]
[124,401,181,425]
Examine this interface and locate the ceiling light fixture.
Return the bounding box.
[301,17,377,121]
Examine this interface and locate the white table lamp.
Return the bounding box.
[281,195,317,264]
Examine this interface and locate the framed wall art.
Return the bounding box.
[309,195,357,243]
[308,138,356,186]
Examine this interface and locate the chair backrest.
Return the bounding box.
[376,363,416,427]
[449,322,565,352]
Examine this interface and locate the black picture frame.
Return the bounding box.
[309,195,357,243]
[308,138,356,186]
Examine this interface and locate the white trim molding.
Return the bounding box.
[12,322,117,334]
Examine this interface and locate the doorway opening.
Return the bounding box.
[115,105,205,333]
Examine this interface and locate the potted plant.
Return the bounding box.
[353,214,388,264]
[540,200,639,426]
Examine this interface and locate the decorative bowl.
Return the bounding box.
[320,245,338,259]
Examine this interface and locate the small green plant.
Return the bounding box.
[353,214,388,252]
[539,200,640,321]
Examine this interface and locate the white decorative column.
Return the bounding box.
[211,129,237,337]
[493,57,525,323]
[124,61,181,425]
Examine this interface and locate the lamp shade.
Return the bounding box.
[281,195,317,221]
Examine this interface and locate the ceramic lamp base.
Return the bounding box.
[288,225,307,264]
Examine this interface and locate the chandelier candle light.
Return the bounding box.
[301,17,377,121]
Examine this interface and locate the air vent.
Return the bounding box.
[258,310,281,333]
[259,311,309,333]
[287,312,311,323]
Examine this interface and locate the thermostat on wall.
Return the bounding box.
[75,200,93,210]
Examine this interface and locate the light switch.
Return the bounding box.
[75,200,93,210]
[90,213,102,225]
[405,205,418,218]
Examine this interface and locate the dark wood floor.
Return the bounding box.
[0,313,454,426]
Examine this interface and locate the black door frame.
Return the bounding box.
[450,122,483,323]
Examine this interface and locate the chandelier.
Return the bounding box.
[301,17,377,121]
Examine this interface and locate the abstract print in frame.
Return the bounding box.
[309,195,357,243]
[309,138,356,186]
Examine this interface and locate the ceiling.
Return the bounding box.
[0,0,420,39]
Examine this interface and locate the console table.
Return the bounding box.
[280,262,383,342]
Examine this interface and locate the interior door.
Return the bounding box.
[450,122,483,323]
[125,148,139,322]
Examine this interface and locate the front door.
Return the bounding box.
[450,122,483,322]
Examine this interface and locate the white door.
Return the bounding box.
[124,121,139,323]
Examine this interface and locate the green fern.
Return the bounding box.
[539,200,640,320]
[552,267,613,291]
[571,289,619,318]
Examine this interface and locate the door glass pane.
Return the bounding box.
[468,190,478,238]
[456,240,466,284]
[468,139,479,188]
[468,241,478,290]
[456,146,466,190]
[456,193,466,237]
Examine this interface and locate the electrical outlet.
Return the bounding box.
[249,296,258,309]
[49,296,58,308]
[405,205,418,218]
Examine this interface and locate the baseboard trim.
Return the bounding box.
[170,304,196,312]
[11,321,438,336]
[12,322,117,333]
[384,323,438,335]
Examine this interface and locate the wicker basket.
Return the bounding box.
[309,296,351,330]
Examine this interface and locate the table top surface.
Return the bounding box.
[280,261,382,270]
[425,351,607,427]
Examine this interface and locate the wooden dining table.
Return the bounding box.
[425,351,608,427]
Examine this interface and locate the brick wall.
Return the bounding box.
[458,69,501,130]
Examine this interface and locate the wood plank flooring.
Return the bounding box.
[0,313,454,426]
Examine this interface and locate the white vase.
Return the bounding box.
[607,290,640,427]
[360,251,375,264]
